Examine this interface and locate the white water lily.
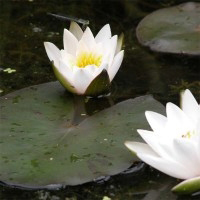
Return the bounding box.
[125,89,200,180]
[44,22,124,95]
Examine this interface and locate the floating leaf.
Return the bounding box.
[136,2,200,55]
[0,82,165,189]
[172,176,200,195]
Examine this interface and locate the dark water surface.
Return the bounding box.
[0,0,200,199]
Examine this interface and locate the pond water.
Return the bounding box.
[0,0,200,199]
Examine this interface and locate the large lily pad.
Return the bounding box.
[136,2,200,55]
[0,82,165,189]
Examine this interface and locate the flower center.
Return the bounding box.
[181,130,195,139]
[76,52,102,68]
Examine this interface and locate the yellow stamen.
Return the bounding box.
[182,130,195,139]
[76,52,102,68]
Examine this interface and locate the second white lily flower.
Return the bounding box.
[44,22,124,96]
[125,89,200,180]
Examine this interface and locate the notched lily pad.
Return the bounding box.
[136,2,200,55]
[172,176,200,195]
[0,82,165,189]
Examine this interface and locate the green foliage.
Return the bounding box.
[172,177,200,195]
[0,82,165,189]
[137,2,200,55]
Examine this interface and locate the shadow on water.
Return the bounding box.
[0,0,200,199]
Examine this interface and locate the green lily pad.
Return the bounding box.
[172,176,200,195]
[0,82,165,189]
[136,2,200,55]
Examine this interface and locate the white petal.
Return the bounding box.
[181,89,200,124]
[167,102,190,123]
[173,139,200,175]
[198,129,200,161]
[52,61,77,94]
[101,40,113,64]
[63,29,78,55]
[72,68,93,94]
[108,35,118,66]
[137,153,192,179]
[145,111,167,134]
[76,40,89,55]
[78,64,108,90]
[60,50,75,68]
[92,63,108,78]
[137,129,176,160]
[115,33,124,54]
[80,27,95,50]
[108,50,124,82]
[137,130,160,151]
[95,24,111,43]
[125,141,158,157]
[166,102,193,136]
[76,63,107,81]
[91,42,103,55]
[44,42,60,68]
[100,35,117,66]
[83,65,98,76]
[69,21,83,41]
[102,36,113,50]
[58,60,76,87]
[83,64,106,79]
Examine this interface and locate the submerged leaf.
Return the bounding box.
[0,82,164,189]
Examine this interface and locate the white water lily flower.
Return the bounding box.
[125,89,200,180]
[44,22,124,95]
